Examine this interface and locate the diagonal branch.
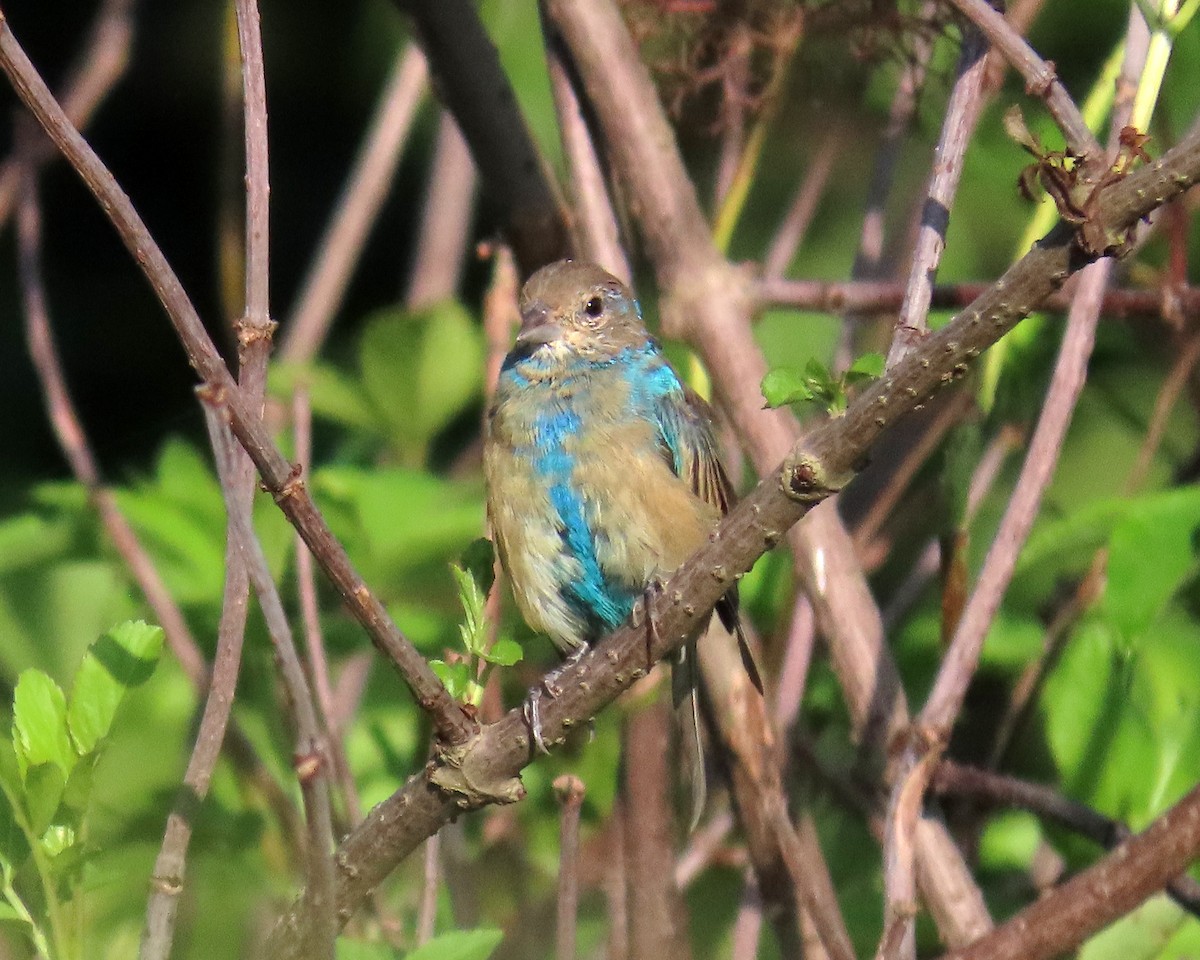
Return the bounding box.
[0,11,474,747]
[265,103,1200,960]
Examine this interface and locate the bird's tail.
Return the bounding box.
[671,638,706,833]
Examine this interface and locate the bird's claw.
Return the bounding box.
[524,688,551,755]
[641,576,666,669]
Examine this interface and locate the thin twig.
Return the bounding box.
[759,276,1200,319]
[0,0,136,232]
[932,760,1200,917]
[763,127,842,281]
[882,25,1150,955]
[622,697,691,960]
[203,403,338,960]
[280,45,428,364]
[886,21,989,368]
[293,387,363,824]
[938,780,1200,960]
[406,110,476,309]
[946,0,1102,161]
[730,868,763,960]
[542,10,631,282]
[554,775,586,960]
[0,16,472,744]
[416,833,440,944]
[390,0,571,277]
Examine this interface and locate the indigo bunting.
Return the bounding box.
[484,259,756,819]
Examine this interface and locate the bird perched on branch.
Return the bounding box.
[484,258,758,824]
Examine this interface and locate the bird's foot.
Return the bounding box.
[524,689,551,755]
[640,576,666,670]
[524,645,589,755]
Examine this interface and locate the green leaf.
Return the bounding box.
[460,539,496,600]
[846,351,885,380]
[402,928,503,960]
[22,764,65,836]
[1103,487,1200,650]
[270,362,381,434]
[12,671,73,779]
[360,302,484,458]
[761,368,814,408]
[336,938,399,959]
[68,621,163,756]
[0,514,74,575]
[430,661,474,701]
[481,638,522,668]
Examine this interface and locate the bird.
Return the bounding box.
[484,258,758,824]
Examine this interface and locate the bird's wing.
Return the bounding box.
[654,383,736,517]
[652,378,764,696]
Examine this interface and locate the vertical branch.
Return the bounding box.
[622,695,692,960]
[763,127,841,281]
[554,775,586,960]
[879,15,1151,958]
[406,110,476,309]
[542,10,631,282]
[280,44,428,364]
[202,403,338,960]
[886,24,989,368]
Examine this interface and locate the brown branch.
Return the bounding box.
[202,403,337,959]
[554,775,586,960]
[544,0,993,944]
[389,0,571,277]
[938,780,1200,960]
[0,15,474,746]
[0,0,136,232]
[932,760,1200,917]
[700,619,856,960]
[405,110,476,310]
[293,387,363,825]
[623,693,692,960]
[763,127,841,281]
[279,45,428,364]
[758,277,1200,319]
[946,0,1101,162]
[542,12,631,282]
[265,112,1200,954]
[886,21,989,368]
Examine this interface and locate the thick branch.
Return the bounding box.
[388,0,571,276]
[265,108,1200,960]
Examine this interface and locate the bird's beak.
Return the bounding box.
[515,301,564,347]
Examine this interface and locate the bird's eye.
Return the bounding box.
[583,296,604,318]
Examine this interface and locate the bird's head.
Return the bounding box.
[515,260,648,360]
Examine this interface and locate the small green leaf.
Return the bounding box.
[68,621,163,756]
[430,661,474,701]
[403,928,504,960]
[12,671,73,779]
[460,539,496,600]
[1103,488,1200,650]
[481,638,522,667]
[761,368,814,408]
[847,351,885,379]
[336,938,399,959]
[22,764,64,836]
[38,824,76,860]
[360,302,484,458]
[270,362,381,434]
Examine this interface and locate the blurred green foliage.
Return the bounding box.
[0,0,1197,957]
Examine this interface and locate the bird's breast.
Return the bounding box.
[486,359,717,650]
